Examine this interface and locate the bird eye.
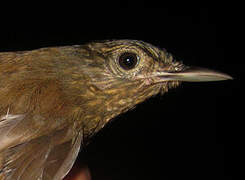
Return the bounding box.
[118,52,139,70]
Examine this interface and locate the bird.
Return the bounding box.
[0,40,232,180]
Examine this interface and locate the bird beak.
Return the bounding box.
[156,66,233,82]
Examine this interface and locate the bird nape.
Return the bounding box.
[0,40,232,180]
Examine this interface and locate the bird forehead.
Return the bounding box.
[94,40,162,60]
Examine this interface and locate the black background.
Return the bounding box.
[0,4,241,180]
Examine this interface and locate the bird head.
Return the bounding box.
[66,40,232,130]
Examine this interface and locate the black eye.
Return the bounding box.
[118,52,138,70]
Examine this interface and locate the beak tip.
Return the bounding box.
[215,73,233,81]
[226,75,233,80]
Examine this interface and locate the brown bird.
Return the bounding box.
[0,40,232,180]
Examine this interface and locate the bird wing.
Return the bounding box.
[0,114,82,180]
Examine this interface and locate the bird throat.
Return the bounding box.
[74,80,165,142]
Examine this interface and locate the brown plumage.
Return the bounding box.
[0,40,232,180]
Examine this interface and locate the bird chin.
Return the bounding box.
[158,81,181,95]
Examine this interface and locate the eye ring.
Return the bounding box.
[118,52,139,70]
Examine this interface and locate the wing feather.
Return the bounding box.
[0,116,82,180]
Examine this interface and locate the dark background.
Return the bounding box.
[0,5,241,180]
